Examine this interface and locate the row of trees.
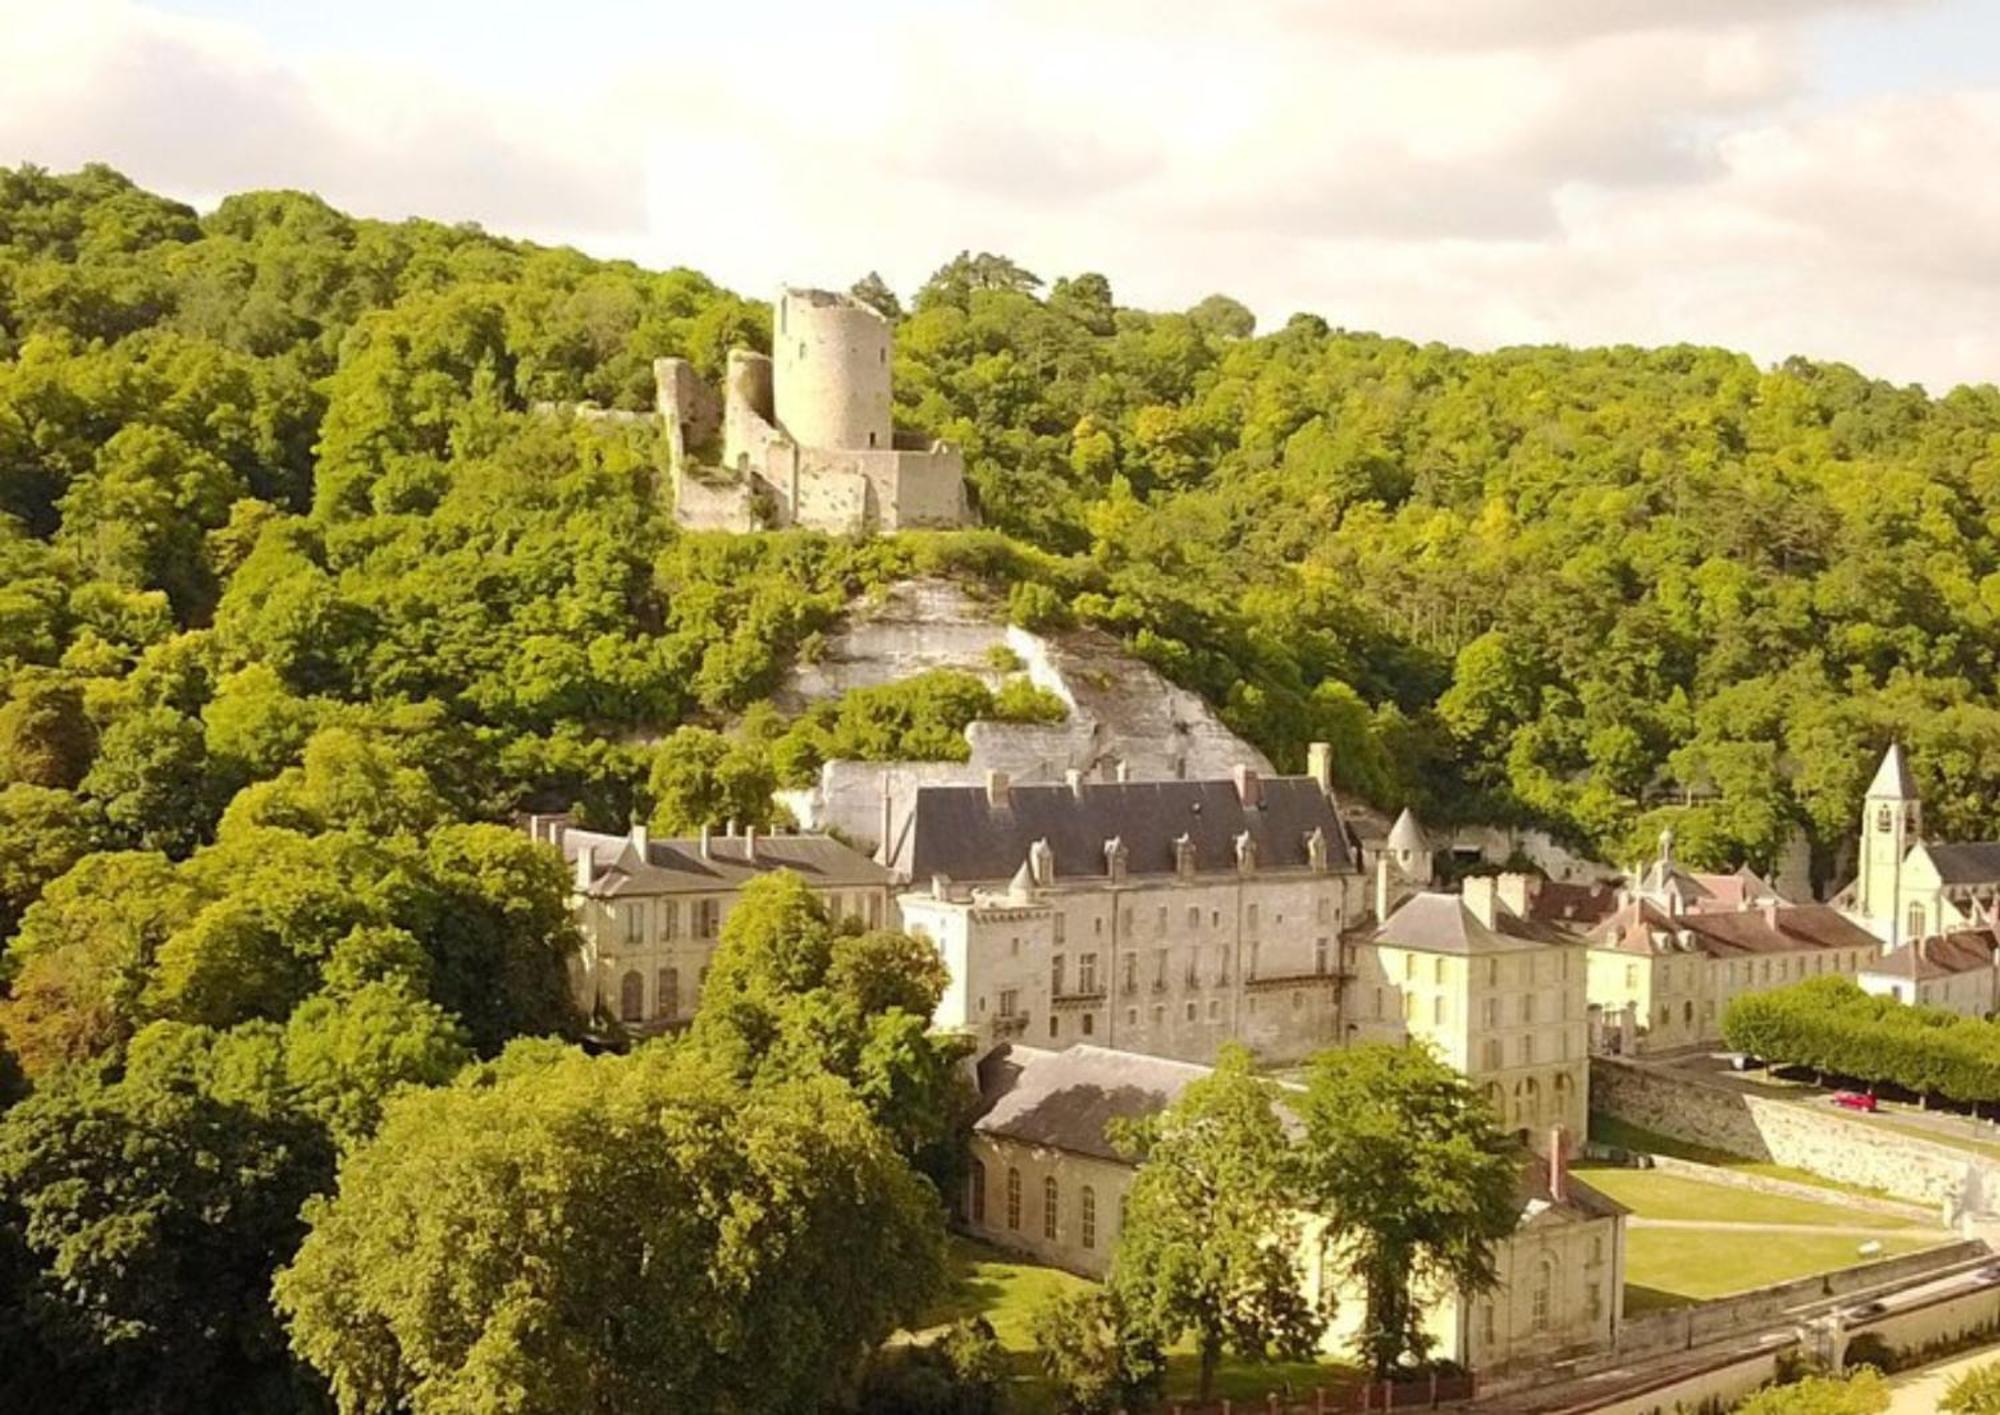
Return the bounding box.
[1035,1043,1522,1408]
[1722,976,2000,1107]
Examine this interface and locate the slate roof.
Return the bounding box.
[1869,743,1918,799]
[1864,930,1998,981]
[1373,892,1568,955]
[973,1044,1213,1162]
[906,776,1354,885]
[1590,901,1879,958]
[1526,880,1624,931]
[556,827,893,899]
[1921,842,2000,886]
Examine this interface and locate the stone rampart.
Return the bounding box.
[1591,1057,2000,1206]
[1634,1153,1934,1223]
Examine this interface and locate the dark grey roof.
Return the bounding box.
[907,775,1354,884]
[558,828,892,898]
[1922,842,2000,886]
[974,1044,1212,1162]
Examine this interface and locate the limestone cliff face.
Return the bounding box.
[774,578,1270,864]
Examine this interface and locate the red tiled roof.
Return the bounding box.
[1590,900,1879,958]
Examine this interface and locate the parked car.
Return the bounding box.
[1831,1091,1879,1112]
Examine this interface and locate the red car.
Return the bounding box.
[1831,1091,1879,1112]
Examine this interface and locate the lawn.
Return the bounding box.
[1571,1165,1919,1230]
[916,1237,1360,1412]
[1588,1114,1899,1201]
[1622,1229,1945,1312]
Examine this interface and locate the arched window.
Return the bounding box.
[1532,1255,1558,1332]
[656,967,679,1021]
[619,970,644,1023]
[1006,1168,1021,1230]
[1908,904,1926,942]
[1043,1176,1060,1241]
[1081,1186,1097,1250]
[969,1159,986,1223]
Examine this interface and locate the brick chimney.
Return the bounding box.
[985,770,1011,809]
[744,825,758,861]
[1307,741,1334,794]
[699,824,712,861]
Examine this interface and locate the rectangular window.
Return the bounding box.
[1521,1034,1536,1064]
[1185,948,1199,987]
[1247,904,1259,934]
[1249,940,1261,980]
[1317,897,1332,924]
[1078,952,1098,994]
[1052,954,1066,996]
[1404,955,1416,981]
[1156,905,1168,933]
[1053,914,1066,944]
[1431,995,1444,1024]
[1484,997,1499,1027]
[1521,994,1536,1023]
[1373,987,1383,1019]
[662,900,679,939]
[1006,1169,1021,1230]
[1122,954,1137,995]
[1433,957,1445,985]
[1081,1186,1097,1249]
[867,894,882,928]
[1093,916,1104,936]
[1153,949,1168,989]
[998,989,1019,1018]
[625,905,643,944]
[1121,906,1133,931]
[657,967,679,1020]
[1315,937,1329,974]
[827,892,844,921]
[1187,905,1200,930]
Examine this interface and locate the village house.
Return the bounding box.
[963,1043,1626,1378]
[524,817,896,1028]
[1858,927,2000,1016]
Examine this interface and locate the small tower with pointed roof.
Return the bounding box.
[1859,743,1920,942]
[1386,807,1435,887]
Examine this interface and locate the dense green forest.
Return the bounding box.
[6,160,2000,1409]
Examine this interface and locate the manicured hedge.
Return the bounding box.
[1722,975,2000,1107]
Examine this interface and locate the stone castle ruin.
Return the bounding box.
[658,287,973,535]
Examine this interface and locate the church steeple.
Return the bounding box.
[1858,743,1919,940]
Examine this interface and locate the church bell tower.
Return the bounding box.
[1858,743,1919,942]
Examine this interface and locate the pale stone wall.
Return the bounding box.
[1590,1058,2000,1206]
[905,868,1360,1066]
[1858,962,1998,1016]
[773,289,892,452]
[653,356,720,465]
[1587,939,1880,1055]
[967,1132,1621,1374]
[1350,939,1589,1149]
[669,466,761,533]
[574,884,894,1025]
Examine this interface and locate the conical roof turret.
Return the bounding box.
[1387,808,1430,853]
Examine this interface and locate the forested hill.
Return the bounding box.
[8,159,2000,911]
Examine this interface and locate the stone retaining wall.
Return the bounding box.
[1635,1152,1935,1224]
[1591,1057,2000,1206]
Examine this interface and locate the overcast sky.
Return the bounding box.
[5,0,2000,390]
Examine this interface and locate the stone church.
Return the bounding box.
[658,286,973,535]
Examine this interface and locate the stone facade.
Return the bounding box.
[965,1045,1624,1377]
[525,818,897,1029]
[664,288,972,535]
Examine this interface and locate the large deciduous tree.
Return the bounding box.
[1293,1043,1521,1378]
[1109,1043,1326,1402]
[274,1045,944,1415]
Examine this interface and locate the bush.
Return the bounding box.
[1945,1359,2000,1413]
[1030,1289,1163,1415]
[854,1318,1008,1415]
[1733,1367,1887,1413]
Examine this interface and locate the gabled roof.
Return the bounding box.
[558,828,893,898]
[973,1044,1214,1162]
[1863,930,1998,982]
[1685,866,1787,911]
[906,776,1354,885]
[1526,880,1624,931]
[1590,900,1879,958]
[1868,743,1918,799]
[1919,842,2000,886]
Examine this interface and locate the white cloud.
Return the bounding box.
[0,0,1996,389]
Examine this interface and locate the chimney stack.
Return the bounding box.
[1375,854,1393,923]
[1463,876,1499,929]
[1307,741,1334,794]
[1549,1126,1570,1202]
[876,778,893,867]
[699,824,712,861]
[1763,902,1781,932]
[985,770,1011,809]
[1233,764,1261,809]
[1497,872,1534,919]
[573,844,595,892]
[745,825,758,861]
[629,821,649,857]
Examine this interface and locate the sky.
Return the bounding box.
[4,0,2000,390]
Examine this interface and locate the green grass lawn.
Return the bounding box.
[917,1237,1360,1412]
[1588,1114,1900,1201]
[1571,1165,1920,1230]
[1622,1229,1945,1312]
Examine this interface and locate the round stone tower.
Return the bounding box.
[772,286,892,452]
